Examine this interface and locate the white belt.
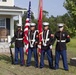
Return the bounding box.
[16,38,23,40]
[57,40,66,42]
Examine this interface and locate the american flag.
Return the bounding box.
[23,1,31,54]
[27,1,31,22]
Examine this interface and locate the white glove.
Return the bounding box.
[30,45,33,48]
[24,44,26,48]
[9,43,11,47]
[43,44,47,46]
[38,45,41,49]
[50,45,52,49]
[24,44,28,49]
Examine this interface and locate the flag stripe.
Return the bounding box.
[24,1,31,54]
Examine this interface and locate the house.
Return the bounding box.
[0,0,26,43]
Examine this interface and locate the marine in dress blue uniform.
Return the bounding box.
[11,24,24,66]
[26,23,38,68]
[40,22,54,69]
[53,23,70,71]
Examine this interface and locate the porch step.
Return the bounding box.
[0,42,14,53]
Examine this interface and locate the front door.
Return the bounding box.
[0,18,8,42]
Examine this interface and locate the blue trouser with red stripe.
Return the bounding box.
[55,50,68,70]
[40,49,53,68]
[26,48,38,67]
[14,47,24,65]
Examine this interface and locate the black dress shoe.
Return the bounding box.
[26,65,30,67]
[35,66,38,68]
[40,67,43,69]
[65,69,69,71]
[20,64,24,66]
[49,66,54,69]
[54,67,59,70]
[14,63,18,65]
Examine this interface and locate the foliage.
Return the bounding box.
[14,8,76,37]
[10,44,14,48]
[22,11,35,27]
[64,0,76,36]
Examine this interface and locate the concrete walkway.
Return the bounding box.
[0,42,14,53]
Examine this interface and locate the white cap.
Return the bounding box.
[17,23,21,27]
[57,23,64,27]
[30,23,36,26]
[43,22,49,26]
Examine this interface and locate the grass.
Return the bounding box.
[67,38,76,48]
[0,38,76,75]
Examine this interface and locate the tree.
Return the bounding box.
[48,15,57,33]
[42,10,49,22]
[43,10,49,17]
[64,0,76,36]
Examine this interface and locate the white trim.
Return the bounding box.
[42,30,49,46]
[0,9,26,12]
[19,15,22,26]
[0,0,14,6]
[29,30,37,48]
[0,12,23,16]
[10,17,14,37]
[16,38,23,40]
[7,35,11,43]
[5,18,6,28]
[57,40,66,42]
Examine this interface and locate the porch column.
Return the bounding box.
[18,15,22,26]
[10,17,14,38]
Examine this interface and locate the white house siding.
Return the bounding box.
[0,0,27,52]
[0,0,14,6]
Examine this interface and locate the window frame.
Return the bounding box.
[2,0,7,2]
[0,18,6,28]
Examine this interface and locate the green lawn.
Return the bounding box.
[0,39,76,75]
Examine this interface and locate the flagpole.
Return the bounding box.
[37,0,43,65]
[29,1,31,23]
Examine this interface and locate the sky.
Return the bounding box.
[15,0,67,18]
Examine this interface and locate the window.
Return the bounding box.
[0,0,7,2]
[2,0,7,2]
[0,18,6,28]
